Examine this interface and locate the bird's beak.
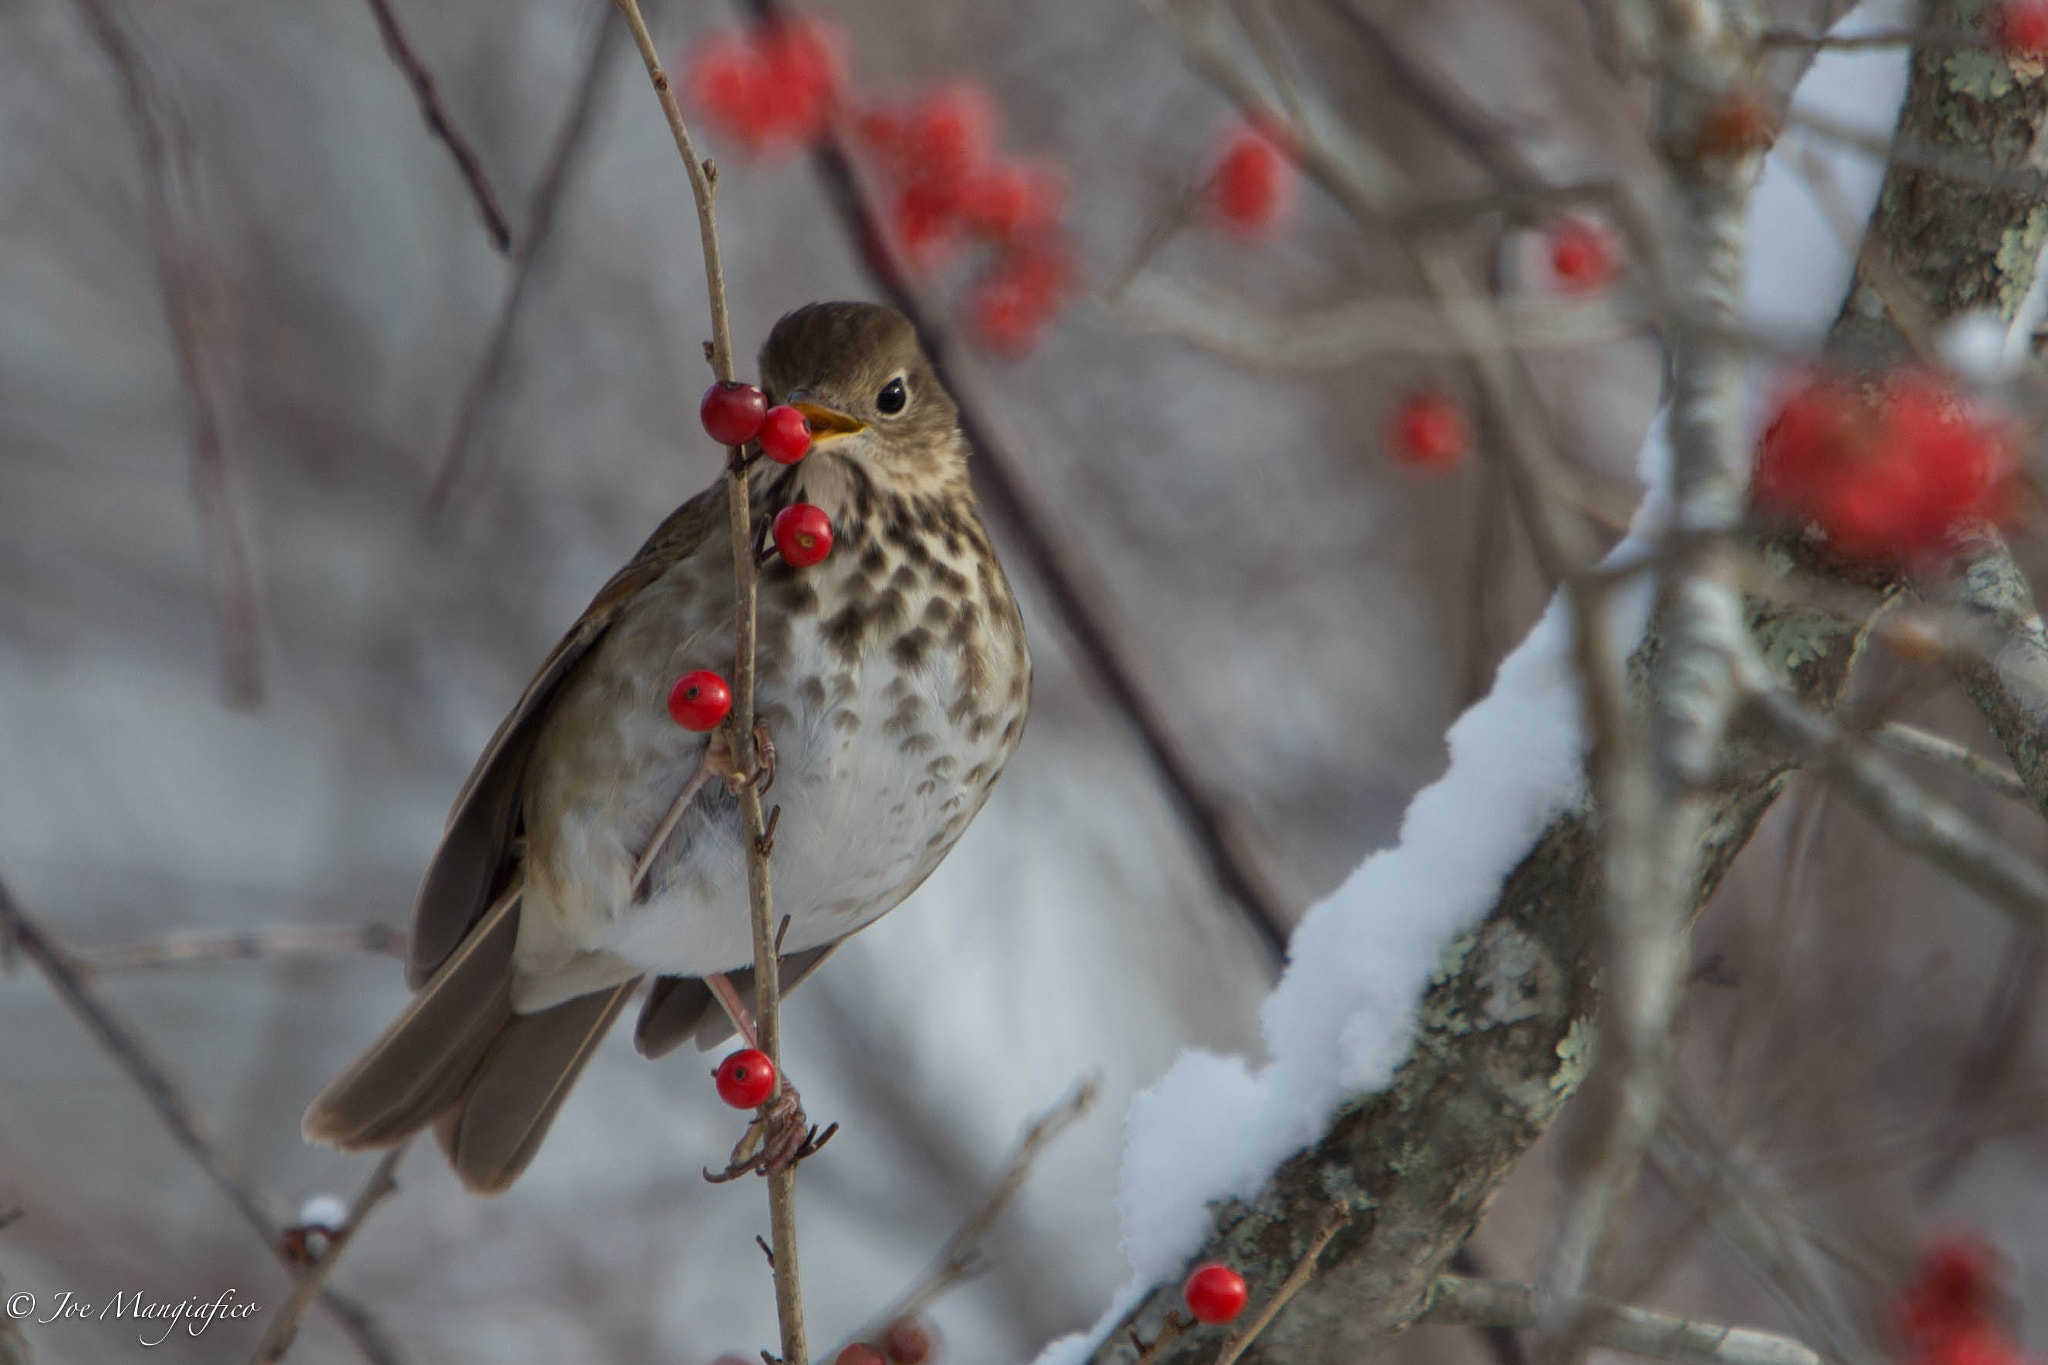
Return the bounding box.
[790,399,867,444]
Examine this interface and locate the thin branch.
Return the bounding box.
[429,1,619,511]
[73,0,265,707]
[1760,24,1987,49]
[1210,1207,1349,1365]
[606,4,805,1362]
[1746,684,2048,931]
[247,1142,413,1364]
[840,1078,1098,1350]
[0,881,402,1365]
[1116,272,1639,365]
[1940,531,2048,819]
[1424,1277,1828,1365]
[359,0,513,253]
[71,923,407,974]
[1873,723,2028,802]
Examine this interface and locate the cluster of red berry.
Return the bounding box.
[1752,370,2017,565]
[852,84,1078,356]
[1897,1237,2037,1365]
[667,382,838,736]
[683,15,1079,355]
[684,15,846,160]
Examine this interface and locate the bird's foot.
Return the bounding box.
[705,1083,837,1183]
[705,720,776,796]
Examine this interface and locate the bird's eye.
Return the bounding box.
[876,377,908,416]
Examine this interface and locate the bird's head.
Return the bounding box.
[758,302,965,490]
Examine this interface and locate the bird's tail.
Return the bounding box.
[302,886,636,1194]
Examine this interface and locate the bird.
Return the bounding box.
[304,302,1032,1193]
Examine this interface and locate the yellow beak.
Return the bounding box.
[791,399,867,443]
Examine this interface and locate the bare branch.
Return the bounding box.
[1873,723,2028,802]
[839,1078,1099,1351]
[0,880,402,1365]
[1745,684,2048,932]
[429,2,619,511]
[359,0,514,253]
[73,0,266,707]
[607,2,806,1359]
[72,923,407,974]
[1116,272,1639,366]
[247,1142,413,1364]
[1424,1276,1828,1365]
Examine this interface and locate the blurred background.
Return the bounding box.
[3,0,2044,1362]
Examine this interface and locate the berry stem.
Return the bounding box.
[610,3,806,1362]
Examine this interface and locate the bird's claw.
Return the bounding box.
[704,1083,836,1183]
[706,721,776,796]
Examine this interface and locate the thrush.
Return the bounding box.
[304,302,1032,1192]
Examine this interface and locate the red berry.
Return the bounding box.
[958,160,1068,242]
[1209,123,1295,237]
[1996,0,2048,55]
[1386,390,1470,474]
[1184,1262,1249,1325]
[899,83,998,190]
[833,1347,885,1365]
[1548,217,1620,293]
[759,405,812,464]
[773,504,834,568]
[714,1048,777,1108]
[882,1318,936,1364]
[702,381,768,446]
[667,670,732,732]
[1753,371,2017,565]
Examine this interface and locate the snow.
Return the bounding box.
[1030,5,1917,1361]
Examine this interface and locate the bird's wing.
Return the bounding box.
[406,482,730,988]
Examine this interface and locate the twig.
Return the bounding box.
[1873,723,2029,802]
[1423,1276,1828,1365]
[1650,1099,1874,1365]
[839,1078,1098,1350]
[1939,531,2048,819]
[1745,685,2048,932]
[1760,24,1986,49]
[429,2,619,511]
[1210,1207,1349,1365]
[73,0,265,708]
[1117,272,1640,365]
[606,4,806,1362]
[0,880,402,1365]
[247,1142,413,1364]
[71,923,407,974]
[741,0,1295,964]
[359,0,513,253]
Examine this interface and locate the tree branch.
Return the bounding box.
[358,0,513,253]
[247,1142,412,1364]
[0,880,402,1365]
[1424,1277,1827,1365]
